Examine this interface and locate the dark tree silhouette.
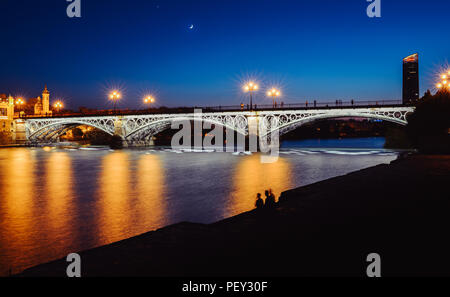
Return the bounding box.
[406,90,450,153]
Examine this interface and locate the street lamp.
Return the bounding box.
[144,95,155,105]
[109,91,121,113]
[266,88,281,108]
[15,98,25,108]
[54,101,63,113]
[436,71,450,91]
[243,82,258,110]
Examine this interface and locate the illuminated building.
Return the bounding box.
[0,94,15,142]
[34,85,52,116]
[402,53,419,105]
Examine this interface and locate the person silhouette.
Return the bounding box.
[255,193,264,209]
[265,189,276,208]
[269,189,275,199]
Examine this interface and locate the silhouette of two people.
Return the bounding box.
[255,189,276,210]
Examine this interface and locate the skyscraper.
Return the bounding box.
[402,53,419,105]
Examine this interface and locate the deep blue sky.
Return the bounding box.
[0,0,449,110]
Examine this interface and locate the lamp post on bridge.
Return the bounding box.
[109,91,121,114]
[144,95,155,105]
[267,88,281,108]
[54,101,63,114]
[243,82,258,111]
[15,98,25,111]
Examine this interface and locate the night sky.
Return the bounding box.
[0,0,449,110]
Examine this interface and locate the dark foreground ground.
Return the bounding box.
[19,155,450,277]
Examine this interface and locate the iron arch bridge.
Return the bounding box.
[24,106,414,145]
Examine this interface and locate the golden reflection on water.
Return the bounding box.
[44,152,75,243]
[134,154,167,230]
[97,152,131,243]
[96,152,167,245]
[227,154,293,216]
[0,149,35,257]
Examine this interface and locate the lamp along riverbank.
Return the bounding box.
[17,154,450,277]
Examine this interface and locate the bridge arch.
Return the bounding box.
[27,119,115,141]
[259,108,412,138]
[124,115,248,141]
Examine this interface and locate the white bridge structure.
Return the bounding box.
[24,106,415,145]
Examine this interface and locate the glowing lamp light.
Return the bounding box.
[437,83,443,89]
[267,88,281,97]
[144,95,155,104]
[243,82,258,92]
[109,91,121,100]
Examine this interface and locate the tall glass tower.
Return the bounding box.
[402,53,419,105]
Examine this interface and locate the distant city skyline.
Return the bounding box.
[0,0,449,110]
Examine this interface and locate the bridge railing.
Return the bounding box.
[202,100,403,111]
[18,100,405,119]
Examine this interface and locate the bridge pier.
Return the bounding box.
[113,116,130,148]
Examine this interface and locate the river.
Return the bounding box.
[0,137,398,275]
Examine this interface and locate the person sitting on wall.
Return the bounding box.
[255,193,264,209]
[264,189,276,209]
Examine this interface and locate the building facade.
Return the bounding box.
[0,94,16,143]
[402,53,420,105]
[34,86,52,116]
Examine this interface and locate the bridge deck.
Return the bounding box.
[18,101,408,119]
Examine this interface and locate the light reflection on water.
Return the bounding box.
[229,154,293,216]
[0,143,397,275]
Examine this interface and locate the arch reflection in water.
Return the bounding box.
[227,153,293,217]
[96,152,167,245]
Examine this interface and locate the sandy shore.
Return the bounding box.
[18,154,450,277]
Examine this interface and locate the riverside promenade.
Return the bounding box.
[19,154,450,277]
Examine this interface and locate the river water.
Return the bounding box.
[0,137,398,275]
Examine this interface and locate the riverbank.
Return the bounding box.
[0,144,28,148]
[18,154,450,277]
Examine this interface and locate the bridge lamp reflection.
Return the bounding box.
[243,82,258,110]
[267,88,281,108]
